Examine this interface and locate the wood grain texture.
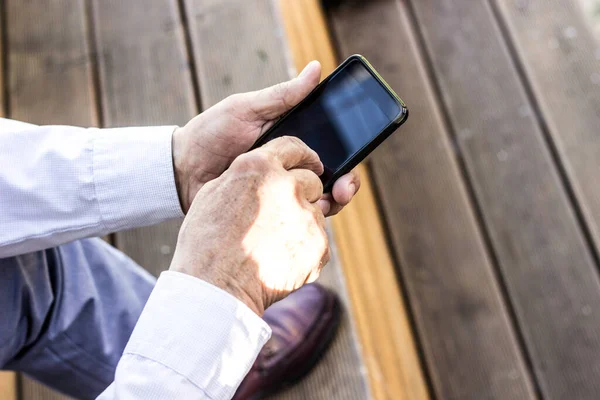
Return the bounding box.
[7,0,96,126]
[6,1,96,398]
[490,4,600,396]
[278,1,429,399]
[493,0,600,261]
[183,0,369,398]
[0,372,16,400]
[327,1,536,398]
[410,0,600,398]
[91,0,195,276]
[183,0,292,99]
[18,382,71,400]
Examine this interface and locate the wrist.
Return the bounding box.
[215,277,265,317]
[169,262,265,316]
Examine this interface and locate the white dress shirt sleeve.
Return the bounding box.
[97,271,271,400]
[0,118,184,258]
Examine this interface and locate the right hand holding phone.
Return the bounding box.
[169,137,330,316]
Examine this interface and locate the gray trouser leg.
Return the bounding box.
[0,238,156,399]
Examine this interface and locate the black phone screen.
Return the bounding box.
[254,59,403,185]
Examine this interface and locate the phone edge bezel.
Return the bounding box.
[251,54,409,192]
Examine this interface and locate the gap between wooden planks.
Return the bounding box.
[276,1,429,399]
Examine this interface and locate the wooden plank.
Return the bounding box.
[278,1,429,399]
[408,0,600,398]
[7,0,96,126]
[493,0,600,260]
[489,3,600,394]
[18,383,71,400]
[91,0,195,276]
[183,0,290,98]
[327,1,537,398]
[183,0,370,398]
[0,372,16,400]
[6,1,96,398]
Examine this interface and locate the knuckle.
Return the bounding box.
[285,136,311,155]
[287,135,306,148]
[269,136,287,147]
[279,135,302,148]
[232,150,273,171]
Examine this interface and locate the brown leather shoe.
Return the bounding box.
[232,283,342,400]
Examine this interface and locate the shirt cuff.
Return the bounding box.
[92,126,184,233]
[124,271,272,400]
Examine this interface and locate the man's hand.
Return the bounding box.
[170,137,329,315]
[172,61,360,216]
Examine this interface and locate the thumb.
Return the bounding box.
[245,60,321,120]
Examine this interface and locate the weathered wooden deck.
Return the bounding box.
[2,0,600,399]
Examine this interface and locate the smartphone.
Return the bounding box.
[251,54,408,192]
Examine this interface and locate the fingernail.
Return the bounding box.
[348,183,357,196]
[299,60,317,78]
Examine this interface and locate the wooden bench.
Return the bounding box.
[1,0,423,399]
[327,0,600,398]
[4,0,600,399]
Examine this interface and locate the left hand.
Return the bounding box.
[172,60,360,215]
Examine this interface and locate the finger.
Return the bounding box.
[317,198,331,215]
[331,168,361,206]
[326,201,344,217]
[318,193,345,217]
[318,198,344,217]
[245,61,321,120]
[262,136,324,175]
[288,169,323,203]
